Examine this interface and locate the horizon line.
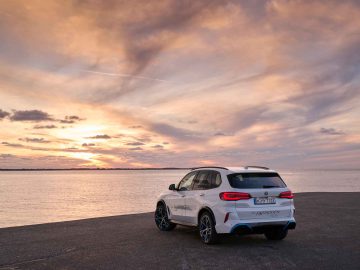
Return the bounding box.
[0,167,359,171]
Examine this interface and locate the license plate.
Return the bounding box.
[254,197,276,205]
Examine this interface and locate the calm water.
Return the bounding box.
[0,169,359,228]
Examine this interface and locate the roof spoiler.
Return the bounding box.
[244,166,269,170]
[191,166,229,171]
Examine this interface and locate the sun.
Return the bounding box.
[70,152,96,161]
[67,152,105,167]
[54,124,108,141]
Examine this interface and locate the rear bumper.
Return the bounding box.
[230,220,296,234]
[215,218,296,234]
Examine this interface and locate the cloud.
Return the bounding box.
[19,137,50,143]
[59,120,75,124]
[114,133,152,143]
[151,144,164,149]
[0,154,92,169]
[86,134,111,139]
[0,109,10,119]
[77,0,223,101]
[187,120,198,124]
[125,142,145,146]
[214,132,232,136]
[129,147,143,151]
[288,86,359,125]
[6,109,84,124]
[82,143,95,147]
[65,115,84,121]
[0,0,360,169]
[2,142,24,148]
[129,125,143,129]
[66,147,78,150]
[320,128,345,136]
[149,122,202,142]
[33,124,58,129]
[59,115,85,124]
[81,70,169,83]
[10,110,54,122]
[0,154,15,158]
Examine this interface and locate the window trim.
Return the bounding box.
[177,171,198,191]
[210,170,222,189]
[191,170,222,190]
[191,170,210,190]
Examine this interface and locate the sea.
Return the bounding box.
[0,169,359,228]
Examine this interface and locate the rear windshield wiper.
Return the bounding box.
[262,185,280,188]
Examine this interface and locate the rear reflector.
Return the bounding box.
[219,192,251,201]
[279,191,294,199]
[224,212,230,223]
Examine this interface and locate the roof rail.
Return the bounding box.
[191,166,229,171]
[244,165,269,170]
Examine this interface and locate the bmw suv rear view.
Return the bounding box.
[155,166,296,244]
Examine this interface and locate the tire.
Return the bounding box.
[265,228,288,240]
[154,203,176,231]
[199,211,219,244]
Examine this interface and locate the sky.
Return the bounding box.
[0,0,359,169]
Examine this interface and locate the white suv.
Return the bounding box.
[155,166,296,244]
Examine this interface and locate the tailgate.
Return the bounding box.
[235,188,292,220]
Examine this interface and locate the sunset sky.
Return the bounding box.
[0,0,359,169]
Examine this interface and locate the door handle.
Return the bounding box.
[199,193,205,196]
[181,195,185,197]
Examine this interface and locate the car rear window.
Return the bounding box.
[227,173,286,189]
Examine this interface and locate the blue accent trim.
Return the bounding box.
[283,221,296,230]
[230,223,253,234]
[283,221,290,231]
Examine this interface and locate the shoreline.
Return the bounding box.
[1,168,359,172]
[0,167,190,171]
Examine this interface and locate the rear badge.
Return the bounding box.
[264,191,268,196]
[255,210,280,216]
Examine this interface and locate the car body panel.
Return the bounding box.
[157,166,296,234]
[166,190,186,221]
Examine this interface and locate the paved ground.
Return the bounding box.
[0,192,359,270]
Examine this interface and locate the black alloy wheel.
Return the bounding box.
[199,212,218,244]
[155,203,176,231]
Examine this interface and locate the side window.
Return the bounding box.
[178,172,197,191]
[193,171,211,190]
[209,171,222,188]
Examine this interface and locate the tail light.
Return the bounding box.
[279,191,294,199]
[219,192,251,201]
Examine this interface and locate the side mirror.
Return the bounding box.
[169,184,176,191]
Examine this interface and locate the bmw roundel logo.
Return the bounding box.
[264,191,268,196]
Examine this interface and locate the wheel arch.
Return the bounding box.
[157,199,171,217]
[198,206,216,225]
[156,199,166,206]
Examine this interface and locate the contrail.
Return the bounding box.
[81,70,169,83]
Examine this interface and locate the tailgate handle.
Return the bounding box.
[199,193,205,196]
